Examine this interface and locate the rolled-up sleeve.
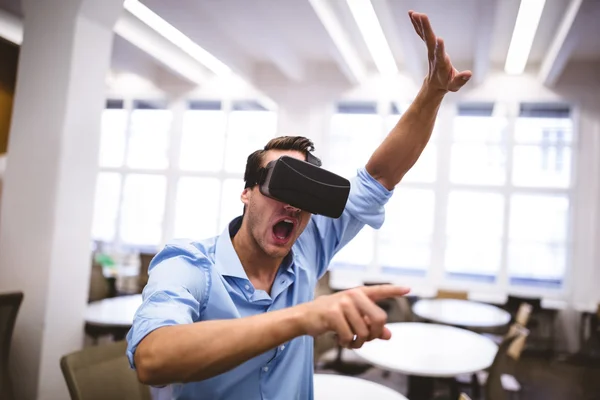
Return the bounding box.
[296,167,393,278]
[125,241,211,369]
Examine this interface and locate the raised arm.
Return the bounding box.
[366,11,472,190]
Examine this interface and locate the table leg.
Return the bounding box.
[407,375,435,400]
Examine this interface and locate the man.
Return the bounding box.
[126,10,471,399]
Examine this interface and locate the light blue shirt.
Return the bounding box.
[126,167,392,400]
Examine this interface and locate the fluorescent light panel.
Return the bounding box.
[505,0,546,74]
[123,0,231,76]
[346,0,397,76]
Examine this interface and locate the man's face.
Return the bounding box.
[241,149,312,258]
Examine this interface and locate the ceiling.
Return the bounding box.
[1,0,599,93]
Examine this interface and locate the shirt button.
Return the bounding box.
[245,284,250,291]
[280,345,285,351]
[263,366,269,372]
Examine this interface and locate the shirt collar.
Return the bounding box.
[215,216,296,279]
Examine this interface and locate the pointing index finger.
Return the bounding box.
[361,285,411,301]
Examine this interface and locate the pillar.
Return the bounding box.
[0,0,124,398]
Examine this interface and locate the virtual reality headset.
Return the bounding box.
[247,155,350,218]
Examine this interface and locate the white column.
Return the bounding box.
[0,1,124,399]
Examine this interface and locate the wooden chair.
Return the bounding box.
[60,340,151,400]
[459,325,530,400]
[0,292,23,400]
[436,289,468,300]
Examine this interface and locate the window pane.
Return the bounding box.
[445,191,504,277]
[219,179,244,232]
[99,109,128,168]
[328,113,382,178]
[446,192,504,237]
[512,145,571,188]
[453,115,507,143]
[450,144,506,185]
[508,195,568,284]
[173,178,221,240]
[509,195,568,242]
[120,174,167,246]
[514,115,573,144]
[445,238,502,277]
[126,109,172,170]
[378,189,434,271]
[91,173,121,241]
[180,110,226,172]
[330,227,374,269]
[451,115,507,185]
[224,110,277,173]
[508,243,565,284]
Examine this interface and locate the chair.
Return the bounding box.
[137,253,155,294]
[459,325,530,400]
[436,289,468,300]
[60,340,151,400]
[0,292,23,400]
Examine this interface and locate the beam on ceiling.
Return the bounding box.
[374,0,425,83]
[538,0,584,87]
[114,10,209,85]
[308,0,366,84]
[472,0,497,85]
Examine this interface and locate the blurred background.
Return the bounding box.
[0,0,599,399]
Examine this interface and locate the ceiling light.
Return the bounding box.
[346,0,397,76]
[123,0,231,76]
[505,0,546,74]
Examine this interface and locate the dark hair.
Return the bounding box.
[243,136,317,189]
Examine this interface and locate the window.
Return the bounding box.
[326,99,575,290]
[450,103,507,185]
[91,98,277,250]
[328,102,383,179]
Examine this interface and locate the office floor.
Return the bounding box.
[317,354,600,400]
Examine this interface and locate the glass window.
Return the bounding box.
[378,188,434,274]
[224,102,277,173]
[119,174,167,246]
[126,101,172,170]
[450,105,508,185]
[99,109,128,168]
[91,172,122,242]
[445,191,504,279]
[173,177,221,240]
[329,102,382,179]
[330,227,374,270]
[507,194,569,284]
[219,178,245,232]
[180,101,226,172]
[512,106,573,188]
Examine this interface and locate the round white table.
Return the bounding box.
[354,322,498,400]
[314,374,407,400]
[413,298,511,329]
[85,294,142,328]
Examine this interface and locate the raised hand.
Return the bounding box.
[300,285,410,348]
[409,10,472,93]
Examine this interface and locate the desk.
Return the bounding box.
[413,299,511,329]
[85,294,142,327]
[354,322,497,400]
[313,374,407,400]
[85,295,142,342]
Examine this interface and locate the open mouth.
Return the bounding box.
[272,218,296,242]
